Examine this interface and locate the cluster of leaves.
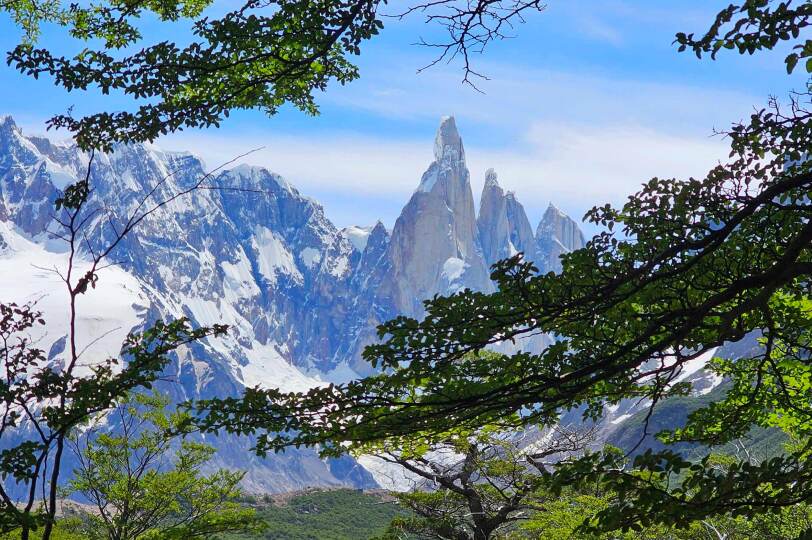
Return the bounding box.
[674,0,812,74]
[8,0,381,150]
[520,486,812,540]
[1,0,546,151]
[0,519,87,540]
[67,393,263,540]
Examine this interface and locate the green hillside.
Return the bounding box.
[226,489,403,540]
[607,381,788,461]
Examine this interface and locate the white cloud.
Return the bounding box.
[318,55,760,140]
[467,122,729,226]
[163,131,431,197]
[164,118,729,231]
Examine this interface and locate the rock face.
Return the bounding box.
[478,169,538,268]
[0,114,591,492]
[535,202,586,273]
[383,116,491,317]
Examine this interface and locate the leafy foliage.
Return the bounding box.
[8,0,380,150]
[66,393,262,540]
[0,302,223,539]
[194,0,812,534]
[519,486,812,540]
[1,0,546,150]
[673,0,812,74]
[0,519,88,540]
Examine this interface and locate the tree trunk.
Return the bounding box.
[468,495,491,540]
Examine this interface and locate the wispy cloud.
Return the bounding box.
[319,57,759,139]
[164,118,729,231]
[158,49,750,229]
[576,15,624,46]
[467,122,728,226]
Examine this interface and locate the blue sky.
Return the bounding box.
[0,1,803,229]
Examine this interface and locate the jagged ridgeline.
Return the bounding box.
[0,115,584,492]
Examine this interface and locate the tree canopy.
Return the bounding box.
[0,0,545,150]
[194,0,812,533]
[67,393,262,540]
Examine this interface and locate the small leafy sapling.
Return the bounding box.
[66,393,264,540]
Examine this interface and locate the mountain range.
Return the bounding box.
[0,114,720,492]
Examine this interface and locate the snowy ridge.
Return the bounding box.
[0,117,371,492]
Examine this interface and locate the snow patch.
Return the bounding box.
[0,221,147,375]
[220,248,260,299]
[611,413,633,425]
[342,226,372,252]
[310,361,360,385]
[416,166,439,194]
[441,257,467,283]
[356,456,417,492]
[301,247,322,269]
[42,159,80,190]
[330,255,349,278]
[357,446,462,492]
[236,341,322,393]
[670,348,719,387]
[697,372,724,395]
[252,226,302,284]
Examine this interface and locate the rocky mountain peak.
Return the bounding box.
[484,167,499,188]
[0,117,28,147]
[545,201,563,216]
[433,115,465,165]
[478,169,537,267]
[480,170,505,213]
[384,117,491,317]
[368,220,388,240]
[0,115,17,132]
[0,115,34,157]
[536,203,586,273]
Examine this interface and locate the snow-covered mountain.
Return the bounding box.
[0,114,598,492]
